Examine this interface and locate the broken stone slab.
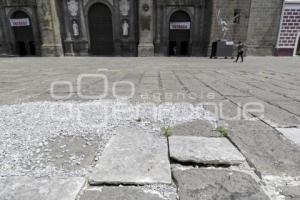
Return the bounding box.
[169,136,245,165]
[89,127,172,185]
[0,177,85,200]
[277,128,300,146]
[173,168,270,200]
[79,187,165,200]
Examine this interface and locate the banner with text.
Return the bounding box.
[10,18,30,27]
[170,22,191,30]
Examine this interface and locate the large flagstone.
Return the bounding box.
[0,177,85,200]
[173,168,270,200]
[89,127,171,185]
[79,187,165,200]
[169,136,245,165]
[277,128,300,146]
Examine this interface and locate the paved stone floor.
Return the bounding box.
[0,57,300,200]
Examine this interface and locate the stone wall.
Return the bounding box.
[207,0,251,56]
[0,0,285,57]
[275,3,300,56]
[246,0,284,55]
[209,0,251,43]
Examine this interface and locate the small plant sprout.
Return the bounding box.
[216,126,229,137]
[162,126,172,137]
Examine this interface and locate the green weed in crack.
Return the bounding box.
[216,126,229,137]
[162,126,172,138]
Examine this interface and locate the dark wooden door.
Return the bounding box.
[88,3,114,55]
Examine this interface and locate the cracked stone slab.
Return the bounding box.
[0,177,85,200]
[89,127,171,185]
[79,187,165,200]
[169,136,245,165]
[173,168,270,200]
[277,128,300,146]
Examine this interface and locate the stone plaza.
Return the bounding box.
[0,56,300,200]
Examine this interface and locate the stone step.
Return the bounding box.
[89,127,172,185]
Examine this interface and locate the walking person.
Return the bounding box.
[235,41,245,62]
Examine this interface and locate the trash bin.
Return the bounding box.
[210,40,234,59]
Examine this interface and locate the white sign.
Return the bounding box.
[10,18,30,27]
[170,22,191,30]
[226,41,234,45]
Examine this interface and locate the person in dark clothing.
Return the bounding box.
[235,41,244,62]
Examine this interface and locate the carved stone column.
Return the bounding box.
[36,0,64,56]
[138,0,154,56]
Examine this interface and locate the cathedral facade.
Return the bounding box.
[0,0,284,57]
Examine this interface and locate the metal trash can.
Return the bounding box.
[210,40,234,59]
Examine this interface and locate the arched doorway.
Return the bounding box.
[169,11,191,56]
[11,11,36,56]
[88,3,114,55]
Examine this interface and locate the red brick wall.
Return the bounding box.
[276,4,300,56]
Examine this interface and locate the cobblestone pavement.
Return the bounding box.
[0,57,300,200]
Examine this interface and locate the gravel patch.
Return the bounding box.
[0,100,215,177]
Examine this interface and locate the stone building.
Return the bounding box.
[275,0,300,56]
[0,0,284,57]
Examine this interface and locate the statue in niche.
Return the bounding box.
[67,0,79,17]
[119,0,130,16]
[72,20,80,37]
[122,20,129,36]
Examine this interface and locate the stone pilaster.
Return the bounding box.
[36,0,64,56]
[0,5,10,55]
[62,0,74,56]
[138,0,154,56]
[0,6,5,55]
